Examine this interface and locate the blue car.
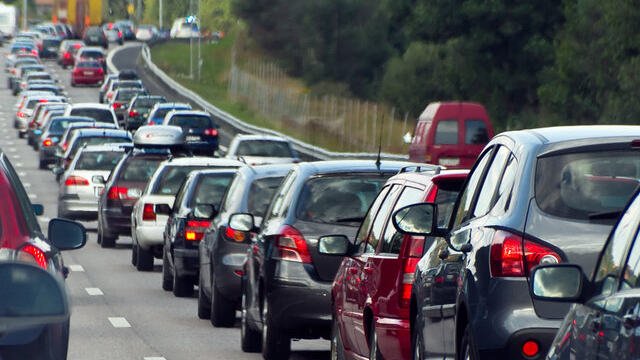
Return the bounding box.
[163,110,219,156]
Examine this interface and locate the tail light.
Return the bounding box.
[107,186,136,200]
[118,31,122,37]
[107,93,114,100]
[399,236,425,308]
[17,111,25,118]
[65,175,89,186]
[42,138,52,147]
[273,225,312,263]
[185,220,210,241]
[73,43,82,49]
[203,129,218,136]
[31,49,38,55]
[63,52,70,59]
[224,226,246,242]
[61,142,68,151]
[64,157,72,168]
[489,230,561,277]
[19,245,47,269]
[142,203,156,221]
[129,110,139,117]
[97,68,104,75]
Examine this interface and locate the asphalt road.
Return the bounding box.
[0,42,328,360]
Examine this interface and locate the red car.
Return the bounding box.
[326,167,468,360]
[71,60,104,86]
[59,42,84,68]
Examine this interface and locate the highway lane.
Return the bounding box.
[0,43,328,360]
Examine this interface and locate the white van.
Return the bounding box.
[169,17,200,38]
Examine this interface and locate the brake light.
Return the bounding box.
[185,220,210,241]
[107,186,136,200]
[142,203,156,221]
[17,111,25,118]
[112,103,121,108]
[65,175,89,186]
[399,257,419,307]
[42,138,52,146]
[489,230,561,277]
[31,49,37,55]
[20,245,47,269]
[129,110,139,117]
[273,225,312,263]
[225,226,246,242]
[39,99,48,103]
[63,52,70,59]
[203,129,218,136]
[107,93,114,99]
[61,142,68,151]
[73,43,82,49]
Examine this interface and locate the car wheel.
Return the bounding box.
[162,254,173,291]
[70,80,76,87]
[241,284,261,352]
[369,322,383,360]
[412,316,424,360]
[136,245,154,271]
[261,296,291,360]
[459,324,478,360]
[330,310,345,360]
[197,272,211,319]
[99,225,116,248]
[210,273,236,327]
[38,158,47,170]
[172,271,193,297]
[18,131,24,138]
[131,240,138,266]
[1,320,69,360]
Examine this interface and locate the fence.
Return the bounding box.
[227,59,412,154]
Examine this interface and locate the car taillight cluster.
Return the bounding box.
[42,138,53,147]
[185,220,211,241]
[399,236,425,308]
[16,111,25,118]
[63,52,71,59]
[489,230,561,277]
[19,245,47,269]
[129,110,139,117]
[107,186,136,200]
[65,175,89,186]
[274,225,312,263]
[203,129,218,136]
[225,226,247,242]
[142,203,156,221]
[112,103,123,109]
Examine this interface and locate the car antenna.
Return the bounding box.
[375,114,385,170]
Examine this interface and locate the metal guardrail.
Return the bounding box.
[107,42,409,161]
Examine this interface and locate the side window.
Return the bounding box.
[380,186,424,254]
[593,196,640,296]
[465,119,489,145]
[364,185,401,254]
[451,148,494,228]
[266,170,297,220]
[1,156,42,237]
[434,120,458,145]
[494,154,518,214]
[621,229,640,290]
[355,186,391,251]
[473,146,510,217]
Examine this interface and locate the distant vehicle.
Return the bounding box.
[408,102,494,169]
[225,134,299,165]
[114,20,135,40]
[71,60,104,87]
[58,40,84,69]
[82,26,108,49]
[124,95,167,131]
[0,4,17,38]
[145,102,192,126]
[162,110,219,155]
[170,16,200,38]
[40,36,61,58]
[136,25,158,41]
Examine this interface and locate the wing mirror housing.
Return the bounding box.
[48,218,87,251]
[530,264,587,303]
[318,235,349,256]
[392,203,444,237]
[228,213,257,232]
[92,175,106,184]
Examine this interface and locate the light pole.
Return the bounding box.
[197,0,201,81]
[158,0,162,29]
[22,0,26,29]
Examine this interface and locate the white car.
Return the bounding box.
[57,145,127,220]
[62,103,119,128]
[225,134,300,165]
[130,157,244,271]
[135,25,158,41]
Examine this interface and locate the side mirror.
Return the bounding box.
[32,204,44,216]
[155,203,172,215]
[92,175,105,184]
[193,204,217,219]
[127,188,142,199]
[318,235,349,255]
[392,203,437,236]
[48,218,87,251]
[530,264,585,302]
[51,166,64,175]
[229,213,255,232]
[0,262,69,332]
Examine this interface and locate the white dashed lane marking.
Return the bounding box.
[144,358,167,360]
[68,265,85,272]
[85,288,104,296]
[108,317,131,328]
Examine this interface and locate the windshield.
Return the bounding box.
[236,140,294,157]
[150,165,210,195]
[69,108,114,123]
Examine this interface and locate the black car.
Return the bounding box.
[124,95,167,131]
[406,125,640,360]
[38,116,97,169]
[163,110,220,156]
[530,186,640,360]
[234,160,410,359]
[82,26,108,49]
[198,164,293,326]
[160,169,237,297]
[40,36,61,58]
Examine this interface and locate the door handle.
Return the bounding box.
[623,314,640,330]
[589,316,603,332]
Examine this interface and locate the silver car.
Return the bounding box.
[57,145,127,220]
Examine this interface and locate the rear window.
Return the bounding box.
[76,151,123,171]
[43,39,61,47]
[118,81,143,89]
[150,165,210,195]
[236,140,294,158]
[190,173,235,206]
[295,174,390,225]
[168,114,214,129]
[116,90,143,101]
[78,61,100,68]
[70,108,114,123]
[536,150,640,221]
[247,176,285,216]
[28,74,53,81]
[81,51,103,59]
[70,136,130,156]
[434,120,458,145]
[135,98,165,108]
[121,157,165,181]
[49,119,85,133]
[465,120,489,145]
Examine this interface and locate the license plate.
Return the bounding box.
[439,157,460,166]
[186,135,200,141]
[84,71,94,75]
[94,186,103,196]
[89,36,98,41]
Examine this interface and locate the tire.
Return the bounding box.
[261,296,291,360]
[70,80,76,87]
[412,316,424,360]
[136,244,154,271]
[210,273,236,327]
[162,254,173,291]
[99,225,116,248]
[172,270,193,297]
[330,310,345,360]
[2,320,69,360]
[131,240,138,266]
[18,131,24,138]
[240,285,261,353]
[369,322,383,360]
[197,272,211,319]
[39,158,47,170]
[459,324,478,360]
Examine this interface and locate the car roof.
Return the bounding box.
[160,156,244,167]
[233,134,291,142]
[154,102,191,109]
[239,163,295,177]
[73,128,131,137]
[78,144,129,153]
[165,109,210,117]
[69,103,112,110]
[502,125,640,145]
[294,160,417,174]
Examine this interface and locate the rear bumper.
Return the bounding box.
[174,248,199,278]
[374,316,411,360]
[136,224,165,249]
[101,209,132,235]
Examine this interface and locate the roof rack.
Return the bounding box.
[398,164,443,175]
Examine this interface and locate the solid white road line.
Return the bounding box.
[108,317,131,328]
[85,288,104,296]
[68,265,85,272]
[144,357,167,360]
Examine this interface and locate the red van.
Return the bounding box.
[408,102,493,169]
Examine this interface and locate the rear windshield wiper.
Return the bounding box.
[334,217,365,223]
[588,210,623,220]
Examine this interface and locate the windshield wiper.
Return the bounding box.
[334,217,365,223]
[588,210,623,220]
